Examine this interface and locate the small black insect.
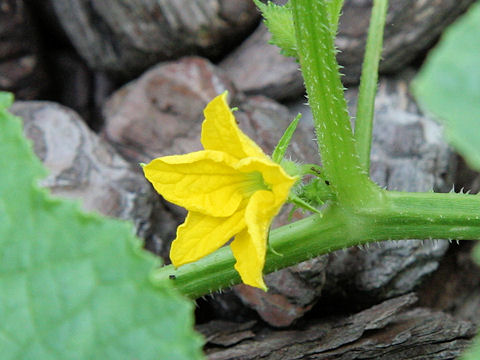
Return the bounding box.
[325,180,330,186]
[311,166,322,175]
[169,274,176,280]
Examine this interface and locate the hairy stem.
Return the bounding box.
[152,191,480,298]
[355,0,389,171]
[291,0,379,207]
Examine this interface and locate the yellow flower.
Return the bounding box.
[143,92,297,290]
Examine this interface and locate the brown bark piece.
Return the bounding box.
[202,294,476,360]
[221,0,476,100]
[338,0,475,83]
[47,0,259,77]
[11,101,158,239]
[102,57,236,164]
[197,320,257,347]
[101,57,318,171]
[220,24,303,101]
[234,257,328,328]
[418,242,480,327]
[0,0,49,99]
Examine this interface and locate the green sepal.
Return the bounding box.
[282,161,334,212]
[272,113,301,163]
[298,177,336,207]
[267,232,284,257]
[254,0,297,57]
[280,159,303,178]
[288,193,322,214]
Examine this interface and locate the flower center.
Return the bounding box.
[241,171,271,197]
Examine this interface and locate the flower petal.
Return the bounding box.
[230,190,277,291]
[170,210,246,267]
[143,150,248,217]
[235,157,297,210]
[201,92,266,159]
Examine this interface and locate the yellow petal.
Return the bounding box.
[230,190,277,291]
[170,210,246,267]
[143,150,248,217]
[230,229,267,291]
[201,92,266,160]
[235,157,297,210]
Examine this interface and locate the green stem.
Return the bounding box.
[355,0,389,171]
[152,191,480,298]
[291,0,378,206]
[326,0,344,35]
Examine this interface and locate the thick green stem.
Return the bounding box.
[355,0,389,171]
[152,191,480,298]
[291,0,378,206]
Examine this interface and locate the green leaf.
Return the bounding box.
[254,0,297,57]
[254,0,344,58]
[0,93,204,359]
[412,2,480,172]
[0,92,13,108]
[461,336,480,360]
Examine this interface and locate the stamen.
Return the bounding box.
[241,171,271,196]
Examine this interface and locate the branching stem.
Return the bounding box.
[150,0,480,301]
